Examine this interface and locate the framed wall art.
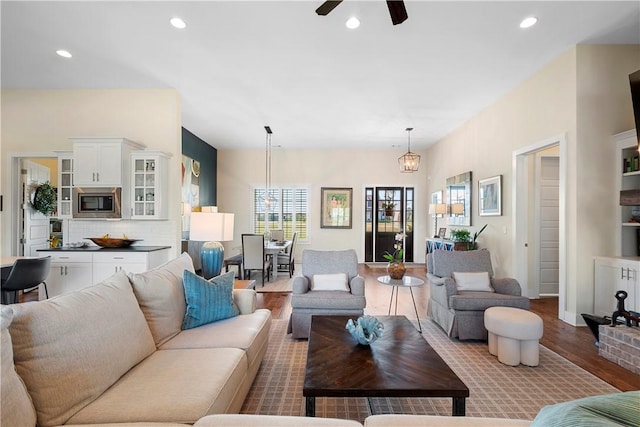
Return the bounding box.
[321,187,352,228]
[479,175,502,216]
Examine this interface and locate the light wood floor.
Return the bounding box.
[258,264,640,392]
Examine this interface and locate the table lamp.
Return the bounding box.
[190,210,234,279]
[429,203,447,238]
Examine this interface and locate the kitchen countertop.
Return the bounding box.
[38,246,171,252]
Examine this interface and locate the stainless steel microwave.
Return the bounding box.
[72,187,122,219]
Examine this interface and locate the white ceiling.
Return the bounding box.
[2,1,639,150]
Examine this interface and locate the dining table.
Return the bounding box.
[264,240,292,279]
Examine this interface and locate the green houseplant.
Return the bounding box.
[450,228,472,250]
[471,224,488,249]
[31,181,57,216]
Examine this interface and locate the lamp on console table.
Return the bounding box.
[190,208,234,279]
[429,203,447,238]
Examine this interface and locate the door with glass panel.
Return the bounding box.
[364,187,414,262]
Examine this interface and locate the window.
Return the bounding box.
[253,187,308,241]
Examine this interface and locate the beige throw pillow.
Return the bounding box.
[128,252,195,346]
[311,273,350,291]
[9,271,156,427]
[452,271,494,292]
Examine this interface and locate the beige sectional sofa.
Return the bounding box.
[1,253,271,427]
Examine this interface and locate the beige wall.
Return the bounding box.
[217,147,429,261]
[1,89,183,257]
[423,44,639,324]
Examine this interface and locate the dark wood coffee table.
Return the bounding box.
[303,315,469,417]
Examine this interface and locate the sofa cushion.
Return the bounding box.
[452,271,494,292]
[449,291,530,311]
[129,252,195,346]
[182,270,239,330]
[161,308,271,368]
[66,348,248,425]
[291,291,366,310]
[195,414,364,426]
[312,273,349,291]
[364,414,530,426]
[1,305,37,427]
[531,391,640,427]
[9,271,156,427]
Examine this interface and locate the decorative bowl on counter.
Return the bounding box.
[87,237,142,248]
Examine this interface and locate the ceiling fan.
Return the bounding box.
[315,0,408,25]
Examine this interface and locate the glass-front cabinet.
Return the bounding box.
[131,152,170,220]
[57,152,73,218]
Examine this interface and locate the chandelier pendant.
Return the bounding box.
[398,127,421,173]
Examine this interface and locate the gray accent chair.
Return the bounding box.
[287,249,366,339]
[427,249,530,340]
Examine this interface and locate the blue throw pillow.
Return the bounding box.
[182,270,239,330]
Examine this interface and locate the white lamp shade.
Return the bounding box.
[429,203,447,215]
[451,203,465,215]
[190,212,234,242]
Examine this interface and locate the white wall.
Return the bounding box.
[1,89,183,258]
[217,147,429,262]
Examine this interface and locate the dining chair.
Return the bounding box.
[1,256,52,304]
[277,232,297,278]
[241,234,271,286]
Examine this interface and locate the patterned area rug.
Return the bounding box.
[240,318,619,424]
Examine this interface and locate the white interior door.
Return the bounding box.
[538,156,560,295]
[22,160,51,256]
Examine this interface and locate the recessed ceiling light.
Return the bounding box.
[170,17,186,29]
[520,16,538,29]
[56,50,72,58]
[346,17,360,29]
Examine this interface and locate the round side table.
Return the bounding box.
[377,275,425,333]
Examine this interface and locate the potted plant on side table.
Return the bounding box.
[450,228,472,251]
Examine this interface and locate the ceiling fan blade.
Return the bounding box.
[386,0,408,25]
[316,0,343,16]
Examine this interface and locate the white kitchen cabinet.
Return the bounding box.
[92,251,165,283]
[40,248,170,299]
[56,152,74,218]
[72,138,145,187]
[130,152,170,220]
[41,252,93,300]
[593,256,639,317]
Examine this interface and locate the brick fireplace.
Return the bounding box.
[598,325,640,375]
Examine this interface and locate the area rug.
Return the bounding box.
[240,318,619,423]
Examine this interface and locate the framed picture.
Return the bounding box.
[321,187,353,228]
[438,227,447,239]
[479,175,502,216]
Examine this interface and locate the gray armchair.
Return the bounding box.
[427,249,530,340]
[287,249,366,339]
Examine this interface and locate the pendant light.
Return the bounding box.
[398,127,421,172]
[263,126,277,215]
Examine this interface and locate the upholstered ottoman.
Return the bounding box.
[484,307,543,366]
